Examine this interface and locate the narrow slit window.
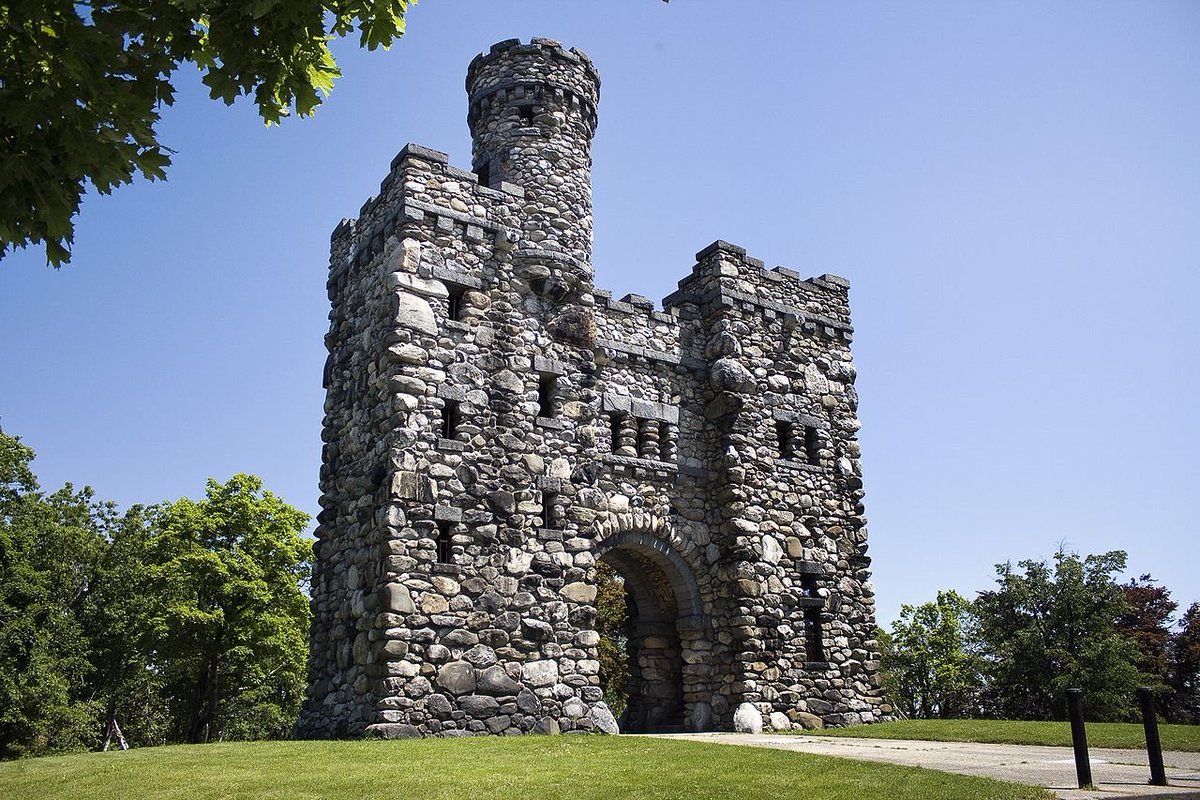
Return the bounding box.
[610,413,623,453]
[442,400,460,439]
[804,607,824,662]
[804,426,821,467]
[447,287,465,321]
[538,375,557,418]
[776,421,795,459]
[436,521,453,563]
[541,492,558,530]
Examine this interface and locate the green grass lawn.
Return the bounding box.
[0,736,1050,800]
[798,719,1200,752]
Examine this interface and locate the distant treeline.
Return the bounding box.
[880,550,1200,723]
[0,427,312,759]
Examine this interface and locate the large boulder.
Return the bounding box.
[590,703,620,734]
[435,660,476,695]
[477,665,522,695]
[394,293,436,335]
[710,357,756,394]
[733,702,763,734]
[792,711,825,730]
[521,659,558,687]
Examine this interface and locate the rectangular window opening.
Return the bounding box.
[804,426,821,467]
[541,491,558,530]
[538,374,557,418]
[474,162,491,187]
[442,400,460,440]
[517,105,536,125]
[447,287,465,321]
[804,607,825,662]
[776,421,795,459]
[436,521,453,563]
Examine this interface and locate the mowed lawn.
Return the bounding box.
[798,719,1200,752]
[0,736,1051,800]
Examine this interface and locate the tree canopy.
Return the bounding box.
[0,0,414,266]
[1170,603,1200,723]
[0,431,106,757]
[0,427,311,758]
[880,548,1199,723]
[879,590,982,719]
[149,475,312,743]
[974,549,1143,721]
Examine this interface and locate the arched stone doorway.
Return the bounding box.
[595,531,709,733]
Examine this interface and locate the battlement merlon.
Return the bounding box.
[663,240,855,338]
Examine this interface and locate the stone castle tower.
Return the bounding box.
[297,38,886,739]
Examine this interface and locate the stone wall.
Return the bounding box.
[297,38,888,740]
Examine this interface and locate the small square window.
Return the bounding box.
[517,105,535,125]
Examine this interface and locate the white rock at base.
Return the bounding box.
[733,702,763,734]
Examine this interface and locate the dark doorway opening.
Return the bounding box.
[597,547,689,732]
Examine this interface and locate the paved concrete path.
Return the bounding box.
[647,733,1200,799]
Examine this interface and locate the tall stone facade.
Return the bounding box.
[297,38,887,739]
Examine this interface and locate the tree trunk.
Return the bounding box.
[103,717,129,751]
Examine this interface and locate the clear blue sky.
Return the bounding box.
[2,1,1197,626]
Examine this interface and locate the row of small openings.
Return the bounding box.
[609,412,676,462]
[434,491,560,565]
[440,377,559,442]
[776,421,821,466]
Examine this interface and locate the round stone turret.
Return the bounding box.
[467,38,600,292]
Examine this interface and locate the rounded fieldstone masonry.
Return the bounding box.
[296,38,889,740]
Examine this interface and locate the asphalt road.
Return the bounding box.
[649,733,1200,799]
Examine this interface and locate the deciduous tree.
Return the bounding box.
[879,590,983,719]
[1169,602,1200,723]
[1116,575,1176,688]
[0,429,105,757]
[147,474,311,743]
[974,548,1143,721]
[1,0,415,266]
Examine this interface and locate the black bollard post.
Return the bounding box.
[1066,688,1093,789]
[1138,687,1168,786]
